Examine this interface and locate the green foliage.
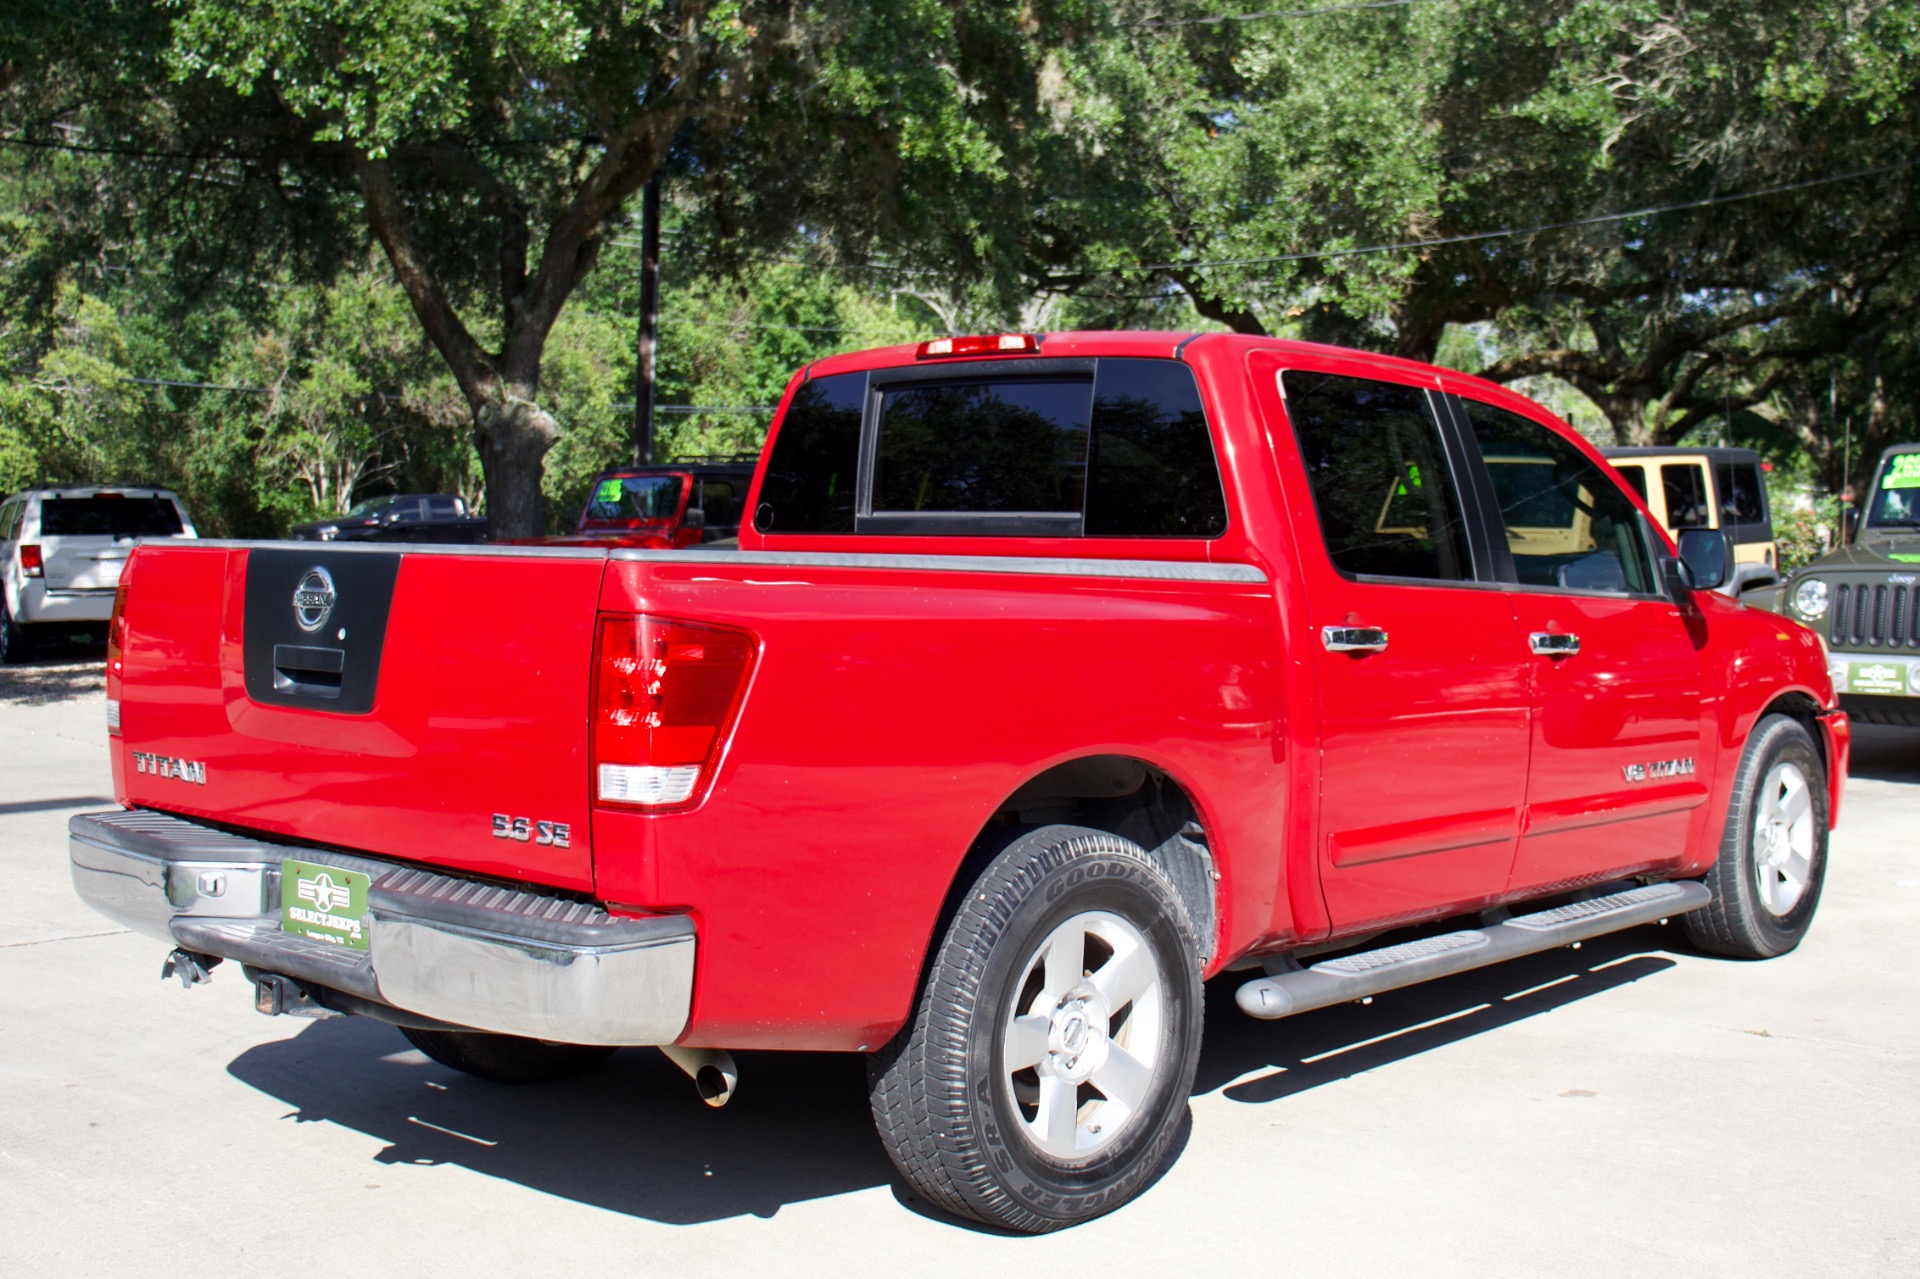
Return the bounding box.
[7,0,1920,531]
[1767,463,1844,572]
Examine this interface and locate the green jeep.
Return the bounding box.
[1777,444,1920,727]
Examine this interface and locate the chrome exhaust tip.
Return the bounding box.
[660,1045,738,1107]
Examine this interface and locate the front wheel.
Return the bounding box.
[1684,713,1830,959]
[869,825,1204,1233]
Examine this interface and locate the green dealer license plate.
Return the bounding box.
[281,859,371,950]
[1847,658,1920,697]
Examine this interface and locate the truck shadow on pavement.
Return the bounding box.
[1193,925,1679,1103]
[1846,723,1920,784]
[227,1023,892,1225]
[225,924,1686,1229]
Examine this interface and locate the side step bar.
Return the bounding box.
[1235,881,1711,1020]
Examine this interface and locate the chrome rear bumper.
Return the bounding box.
[69,809,694,1045]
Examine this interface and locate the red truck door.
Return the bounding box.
[1448,395,1712,892]
[1254,357,1530,933]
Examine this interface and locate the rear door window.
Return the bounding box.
[38,496,183,538]
[1462,401,1654,595]
[1614,463,1648,503]
[1713,461,1770,543]
[426,496,460,518]
[1281,371,1474,582]
[1660,464,1711,529]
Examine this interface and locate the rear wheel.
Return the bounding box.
[398,1027,617,1084]
[869,825,1204,1233]
[1685,714,1829,958]
[0,598,34,664]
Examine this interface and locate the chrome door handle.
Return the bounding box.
[1322,626,1390,654]
[1529,632,1580,656]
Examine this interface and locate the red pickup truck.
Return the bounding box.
[71,331,1847,1232]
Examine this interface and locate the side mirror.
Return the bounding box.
[1842,509,1859,543]
[1676,528,1732,592]
[683,507,706,530]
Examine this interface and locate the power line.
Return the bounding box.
[1118,159,1920,274]
[118,374,768,418]
[619,404,777,415]
[1124,1,1423,29]
[119,375,264,392]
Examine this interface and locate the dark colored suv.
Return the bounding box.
[289,494,488,543]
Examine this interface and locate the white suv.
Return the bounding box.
[1,485,198,663]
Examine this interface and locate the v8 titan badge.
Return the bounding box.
[281,858,371,949]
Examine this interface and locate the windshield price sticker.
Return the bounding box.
[1885,454,1920,489]
[281,859,371,950]
[595,478,625,504]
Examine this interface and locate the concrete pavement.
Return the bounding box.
[3,654,1916,1276]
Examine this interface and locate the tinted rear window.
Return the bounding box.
[754,360,1226,538]
[875,378,1091,514]
[39,496,182,537]
[755,373,864,533]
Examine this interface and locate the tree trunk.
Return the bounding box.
[475,395,560,539]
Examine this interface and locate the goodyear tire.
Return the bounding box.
[869,825,1203,1233]
[1684,714,1830,959]
[399,1027,617,1084]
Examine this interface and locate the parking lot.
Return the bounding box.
[4,651,1917,1276]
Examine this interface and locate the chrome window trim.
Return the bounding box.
[610,546,1269,583]
[149,538,609,560]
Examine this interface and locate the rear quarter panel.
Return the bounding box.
[595,554,1286,1049]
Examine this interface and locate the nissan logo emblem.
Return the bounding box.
[293,566,337,633]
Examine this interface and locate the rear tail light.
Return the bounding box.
[593,615,757,810]
[20,544,43,577]
[916,333,1040,359]
[106,583,129,735]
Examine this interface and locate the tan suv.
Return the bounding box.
[1604,447,1778,595]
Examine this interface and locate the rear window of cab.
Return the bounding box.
[754,358,1228,539]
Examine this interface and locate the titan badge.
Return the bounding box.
[130,751,207,784]
[1622,757,1696,783]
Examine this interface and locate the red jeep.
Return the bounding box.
[71,331,1846,1231]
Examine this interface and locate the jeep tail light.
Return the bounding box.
[916,334,1040,359]
[106,584,129,734]
[593,614,756,810]
[20,544,43,577]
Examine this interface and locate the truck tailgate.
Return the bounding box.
[115,543,606,891]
